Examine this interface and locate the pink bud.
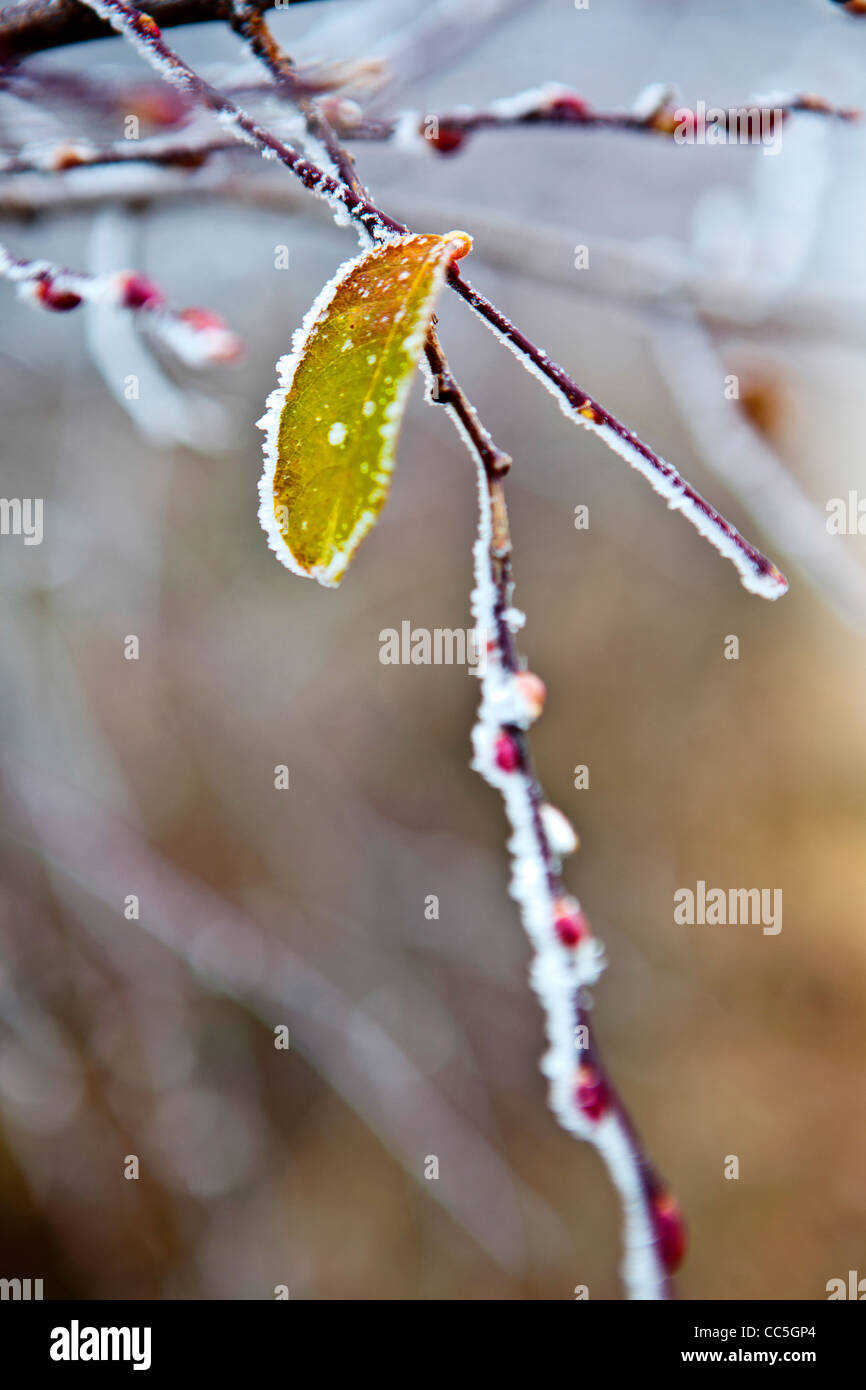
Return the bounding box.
[514,670,546,720]
[494,732,521,774]
[177,307,223,331]
[176,308,243,363]
[554,909,589,948]
[575,1064,609,1122]
[651,1190,687,1273]
[34,277,81,312]
[547,93,591,119]
[119,272,165,310]
[123,82,188,129]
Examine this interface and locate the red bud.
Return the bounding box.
[575,1064,609,1122]
[119,272,165,310]
[547,93,591,119]
[428,125,465,155]
[651,1190,687,1273]
[555,910,589,948]
[494,732,521,773]
[34,277,81,312]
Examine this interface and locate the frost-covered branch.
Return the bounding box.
[0,241,241,365]
[232,6,684,1293]
[350,85,859,156]
[227,0,365,196]
[75,0,789,602]
[0,132,239,175]
[437,369,684,1299]
[73,0,404,244]
[0,0,327,62]
[2,85,853,181]
[58,0,793,1297]
[445,268,789,600]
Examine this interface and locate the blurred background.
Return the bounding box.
[0,0,864,1300]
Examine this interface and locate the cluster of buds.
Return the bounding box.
[19,266,166,314]
[1,249,243,367]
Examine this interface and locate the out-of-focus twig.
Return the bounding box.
[1,755,552,1276]
[0,0,328,63]
[0,239,241,365]
[0,133,239,176]
[349,85,860,156]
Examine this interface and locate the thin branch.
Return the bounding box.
[2,752,544,1276]
[3,89,854,181]
[0,59,372,122]
[351,85,859,155]
[0,132,240,174]
[445,266,789,600]
[75,0,789,602]
[460,416,685,1298]
[0,240,241,363]
[57,0,792,1291]
[227,0,365,196]
[225,0,680,1298]
[0,0,328,63]
[2,83,853,180]
[73,0,404,244]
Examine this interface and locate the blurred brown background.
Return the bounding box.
[0,0,864,1299]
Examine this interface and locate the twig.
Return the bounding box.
[0,60,371,122]
[0,132,240,175]
[2,86,853,180]
[0,240,241,364]
[353,85,860,156]
[460,407,684,1299]
[2,753,546,1276]
[444,267,788,600]
[0,0,328,62]
[75,0,789,601]
[73,0,404,244]
[227,0,365,195]
[417,328,684,1295]
[224,0,681,1298]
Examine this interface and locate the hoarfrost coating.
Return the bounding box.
[466,451,669,1300]
[257,232,471,586]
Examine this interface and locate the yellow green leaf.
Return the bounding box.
[258,230,472,587]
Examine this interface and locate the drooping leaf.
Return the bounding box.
[258,230,472,587]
